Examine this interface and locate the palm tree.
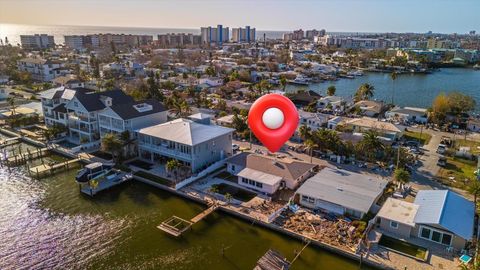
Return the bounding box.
[101,133,123,163]
[7,97,16,116]
[298,124,311,141]
[358,130,384,162]
[208,184,219,197]
[304,139,316,163]
[394,168,410,188]
[355,83,375,102]
[280,76,287,91]
[166,159,181,183]
[326,85,336,96]
[468,180,480,219]
[224,193,233,204]
[390,71,397,105]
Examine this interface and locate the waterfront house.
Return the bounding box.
[385,107,428,124]
[344,117,403,141]
[317,96,346,112]
[137,118,234,172]
[288,90,321,107]
[376,190,474,250]
[351,100,386,117]
[17,58,64,82]
[226,152,318,195]
[98,100,167,137]
[41,87,166,145]
[294,110,330,140]
[296,167,387,219]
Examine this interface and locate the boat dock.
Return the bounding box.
[5,147,50,166]
[0,137,21,148]
[29,158,81,178]
[80,171,133,196]
[157,201,219,237]
[254,249,291,270]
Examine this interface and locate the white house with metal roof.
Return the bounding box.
[137,118,234,172]
[296,168,388,219]
[376,190,474,250]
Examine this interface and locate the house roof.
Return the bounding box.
[377,198,419,227]
[354,100,384,114]
[414,190,474,240]
[237,168,283,186]
[296,167,387,214]
[346,117,402,133]
[137,118,234,146]
[108,99,166,120]
[227,152,317,182]
[75,89,133,112]
[40,87,65,99]
[188,113,213,120]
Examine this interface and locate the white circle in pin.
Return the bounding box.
[262,107,284,129]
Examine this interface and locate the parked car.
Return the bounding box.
[232,144,239,151]
[437,144,447,154]
[437,156,447,167]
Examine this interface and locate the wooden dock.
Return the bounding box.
[5,147,49,166]
[29,158,81,178]
[157,202,219,237]
[254,249,291,270]
[0,137,21,148]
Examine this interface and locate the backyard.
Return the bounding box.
[214,171,237,182]
[436,156,477,189]
[379,235,428,260]
[403,130,432,145]
[134,171,174,187]
[455,139,480,155]
[211,183,257,202]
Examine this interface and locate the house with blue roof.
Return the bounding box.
[376,190,474,250]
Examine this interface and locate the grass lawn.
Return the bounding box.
[212,183,257,202]
[436,156,477,189]
[403,131,432,145]
[455,139,480,154]
[214,171,237,182]
[134,171,173,187]
[379,235,427,260]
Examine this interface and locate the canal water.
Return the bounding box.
[0,139,375,269]
[287,68,480,110]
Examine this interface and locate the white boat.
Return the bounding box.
[347,70,364,76]
[288,75,311,85]
[75,162,112,183]
[474,64,480,70]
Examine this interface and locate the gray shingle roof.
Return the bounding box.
[108,99,166,120]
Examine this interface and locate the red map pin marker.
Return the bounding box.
[248,94,299,153]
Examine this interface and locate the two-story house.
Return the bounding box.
[137,118,234,172]
[17,58,64,82]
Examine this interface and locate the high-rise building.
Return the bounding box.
[20,34,55,50]
[64,34,152,49]
[157,33,201,47]
[200,25,229,46]
[292,29,304,40]
[232,26,256,43]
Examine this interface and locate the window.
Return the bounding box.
[242,178,248,184]
[301,195,315,204]
[420,227,431,239]
[255,182,263,188]
[419,226,453,246]
[441,234,452,246]
[231,165,235,171]
[74,101,78,107]
[390,221,399,229]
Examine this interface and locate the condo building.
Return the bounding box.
[231,26,256,43]
[200,25,229,46]
[20,34,55,50]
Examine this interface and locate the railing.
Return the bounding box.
[69,113,96,122]
[139,142,192,160]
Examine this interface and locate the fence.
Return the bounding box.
[175,160,226,190]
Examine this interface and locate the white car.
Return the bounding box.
[232,144,239,151]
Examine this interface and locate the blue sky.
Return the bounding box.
[0,0,479,33]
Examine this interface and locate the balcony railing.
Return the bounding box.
[139,142,192,160]
[68,113,96,122]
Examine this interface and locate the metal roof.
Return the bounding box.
[414,190,474,240]
[296,167,387,214]
[237,168,282,186]
[138,118,234,146]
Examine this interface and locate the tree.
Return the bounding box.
[355,83,375,102]
[101,133,123,163]
[6,97,16,116]
[327,85,336,96]
[394,168,410,187]
[166,159,181,183]
[468,180,480,217]
[280,76,287,91]
[224,193,233,203]
[298,124,311,141]
[357,130,384,162]
[305,139,316,163]
[390,71,397,105]
[208,184,219,196]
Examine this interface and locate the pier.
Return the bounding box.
[157,201,219,237]
[0,137,21,148]
[29,158,81,178]
[5,147,50,166]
